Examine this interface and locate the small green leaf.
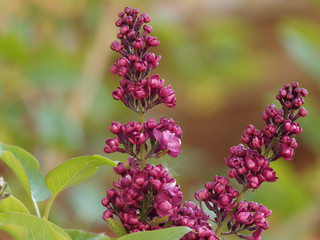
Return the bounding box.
[29,171,52,202]
[0,143,51,201]
[149,215,169,226]
[107,218,127,237]
[0,224,28,240]
[46,155,116,198]
[116,226,192,240]
[0,212,71,240]
[0,195,30,214]
[65,229,110,240]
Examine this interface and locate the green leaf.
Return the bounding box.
[116,226,192,240]
[0,151,31,196]
[46,155,116,198]
[0,143,51,201]
[107,218,127,237]
[0,224,28,240]
[65,229,110,240]
[0,212,71,240]
[0,195,30,214]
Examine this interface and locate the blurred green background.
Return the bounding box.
[1,0,320,239]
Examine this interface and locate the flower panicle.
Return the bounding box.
[109,7,176,112]
[225,82,308,191]
[197,82,307,239]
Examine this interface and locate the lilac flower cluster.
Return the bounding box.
[262,82,308,161]
[102,158,183,233]
[175,201,219,240]
[225,82,307,190]
[112,75,176,111]
[109,6,176,112]
[194,176,239,223]
[194,83,307,239]
[225,145,277,190]
[230,201,271,240]
[104,117,182,158]
[102,158,219,239]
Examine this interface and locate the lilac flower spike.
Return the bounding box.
[153,129,182,157]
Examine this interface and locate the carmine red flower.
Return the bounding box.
[153,129,182,157]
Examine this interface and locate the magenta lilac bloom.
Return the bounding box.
[153,129,182,157]
[225,145,277,190]
[109,7,176,112]
[104,117,182,159]
[195,175,239,224]
[230,201,271,240]
[102,158,183,232]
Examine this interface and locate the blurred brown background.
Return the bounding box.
[1,0,320,239]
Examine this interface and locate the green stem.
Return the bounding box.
[31,196,41,218]
[215,186,248,236]
[263,137,277,157]
[43,195,56,219]
[138,100,146,169]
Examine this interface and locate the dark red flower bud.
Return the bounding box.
[143,25,153,33]
[141,13,151,23]
[145,118,157,129]
[133,37,144,49]
[301,88,308,97]
[145,36,160,47]
[120,25,130,34]
[110,121,122,134]
[125,16,134,25]
[112,87,125,100]
[299,107,308,117]
[104,137,119,153]
[147,74,164,89]
[102,210,113,220]
[124,7,131,14]
[114,163,127,176]
[115,19,123,27]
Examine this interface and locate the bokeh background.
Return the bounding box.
[1,0,320,239]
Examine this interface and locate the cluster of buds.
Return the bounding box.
[109,6,176,112]
[229,201,271,240]
[110,7,160,78]
[102,158,183,232]
[225,145,277,190]
[224,82,307,190]
[104,117,182,159]
[112,75,176,112]
[102,158,222,239]
[175,201,219,240]
[203,82,307,239]
[262,82,308,161]
[194,176,239,224]
[241,125,264,152]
